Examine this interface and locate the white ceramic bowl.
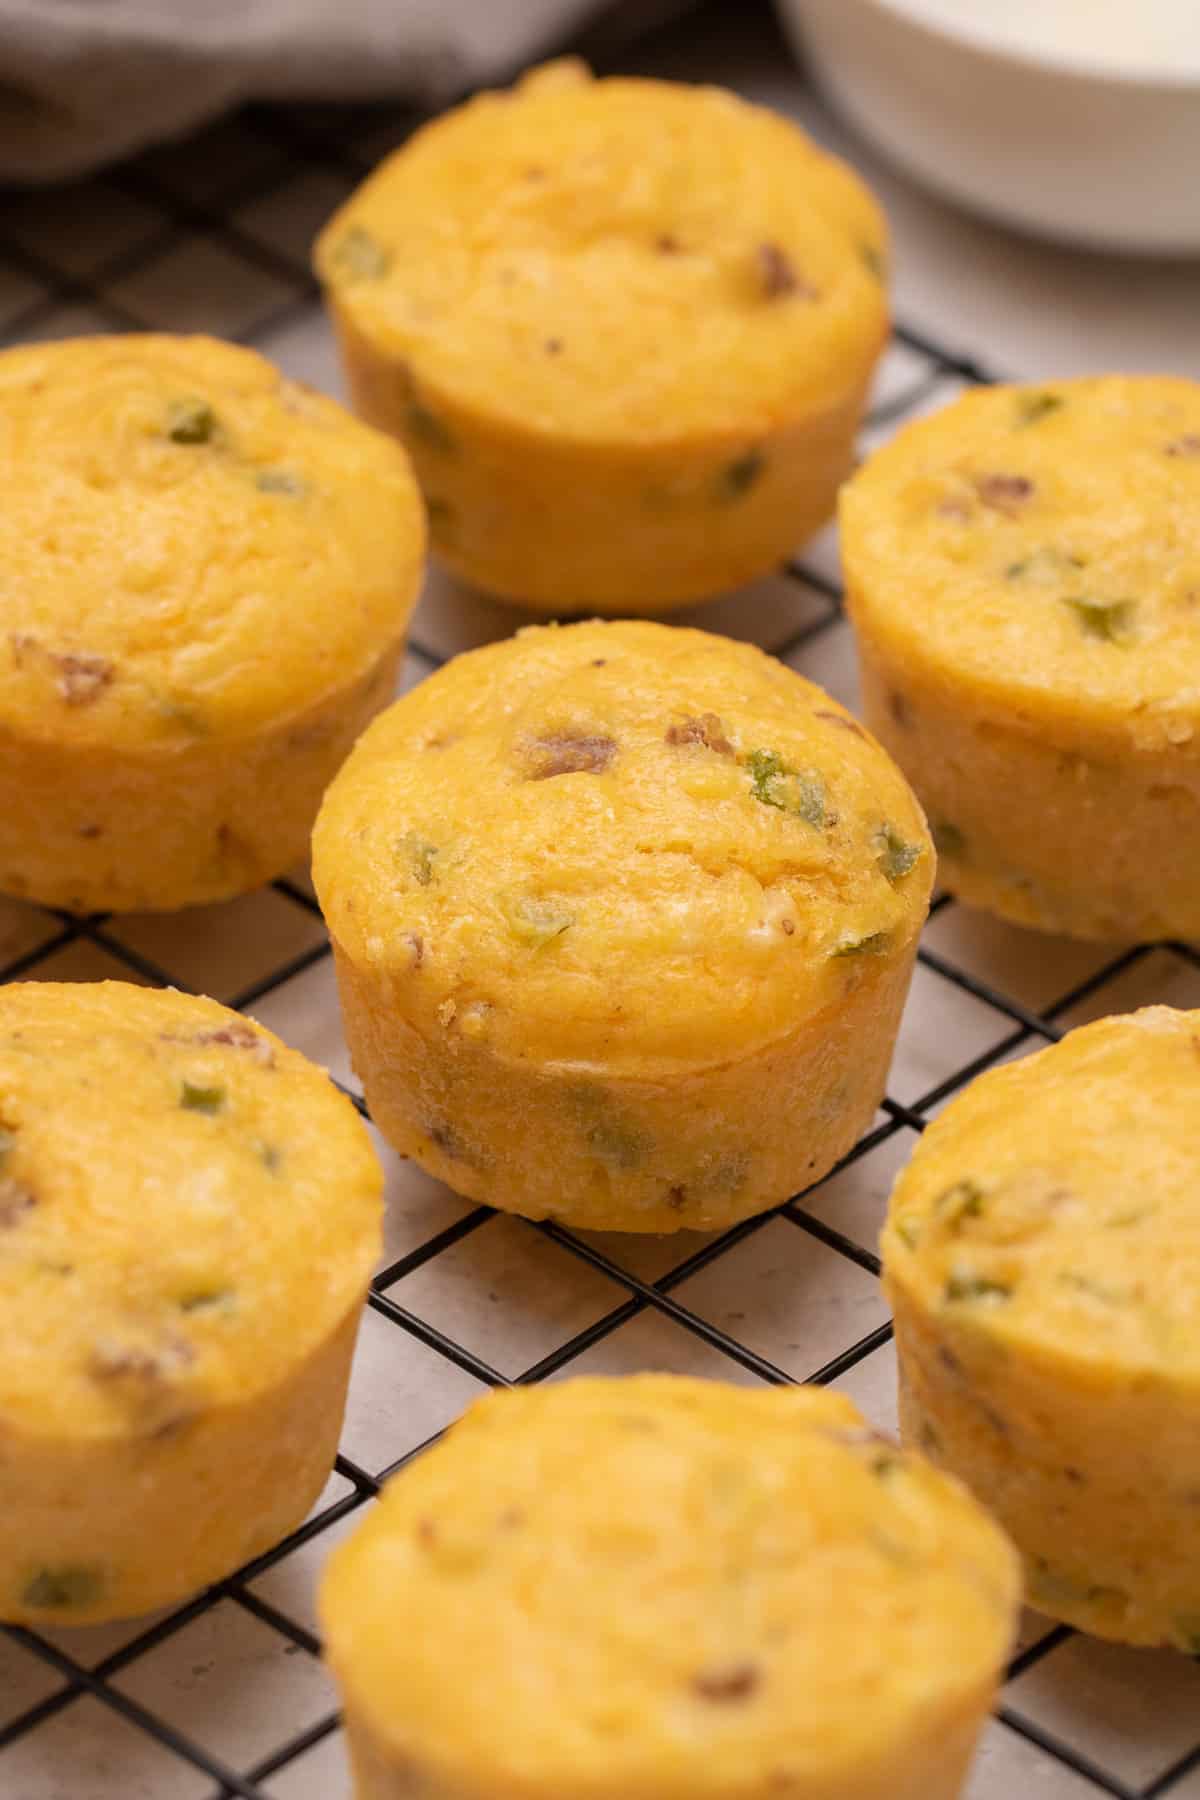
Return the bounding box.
[776,0,1200,255]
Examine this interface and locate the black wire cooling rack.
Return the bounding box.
[2,20,1200,1800]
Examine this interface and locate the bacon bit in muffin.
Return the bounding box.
[814,709,866,739]
[55,653,113,706]
[7,638,113,704]
[162,1022,274,1067]
[692,1662,762,1703]
[89,1332,194,1384]
[756,241,812,300]
[522,731,616,779]
[665,713,733,755]
[0,1177,34,1228]
[197,1023,275,1066]
[936,494,972,521]
[974,473,1035,515]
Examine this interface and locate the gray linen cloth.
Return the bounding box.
[0,0,636,182]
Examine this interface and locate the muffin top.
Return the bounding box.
[321,1376,1018,1796]
[313,620,932,1073]
[315,60,888,445]
[0,334,425,750]
[882,1006,1200,1383]
[842,377,1200,741]
[0,981,381,1439]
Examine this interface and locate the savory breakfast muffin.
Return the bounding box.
[0,333,425,913]
[315,58,889,613]
[883,1006,1200,1649]
[321,1376,1020,1800]
[842,375,1200,941]
[313,619,931,1233]
[0,980,381,1625]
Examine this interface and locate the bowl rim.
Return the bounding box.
[845,0,1200,90]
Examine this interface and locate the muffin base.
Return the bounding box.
[855,641,1200,943]
[892,1283,1200,1650]
[0,645,402,914]
[342,1692,994,1800]
[1,1304,362,1627]
[332,304,880,614]
[332,932,918,1234]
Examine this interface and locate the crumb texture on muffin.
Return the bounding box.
[315,620,929,1070]
[0,334,423,744]
[0,333,425,910]
[314,621,931,1231]
[317,61,888,608]
[322,1376,1019,1800]
[317,61,886,442]
[0,979,381,1625]
[883,1005,1200,1648]
[842,376,1200,939]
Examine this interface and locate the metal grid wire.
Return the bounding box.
[2,29,1199,1800]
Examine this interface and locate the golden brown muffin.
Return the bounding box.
[842,375,1200,941]
[0,980,381,1626]
[315,59,888,613]
[321,1377,1020,1800]
[312,619,931,1232]
[0,333,425,913]
[883,1005,1200,1649]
